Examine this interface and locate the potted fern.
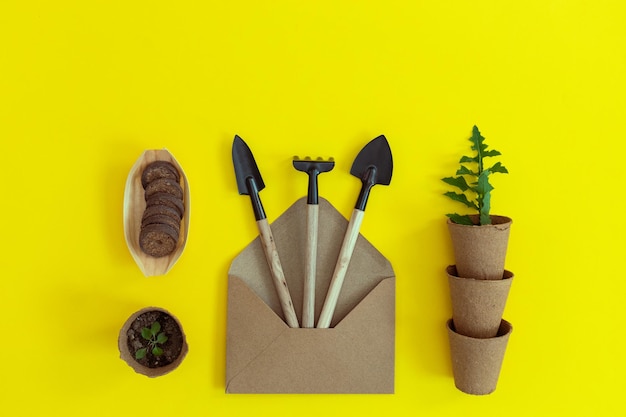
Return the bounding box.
[442,125,511,281]
[441,125,514,395]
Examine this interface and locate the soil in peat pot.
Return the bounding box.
[126,310,184,368]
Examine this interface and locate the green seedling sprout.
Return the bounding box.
[442,125,508,226]
[135,321,168,360]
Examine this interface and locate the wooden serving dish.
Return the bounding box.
[123,149,190,276]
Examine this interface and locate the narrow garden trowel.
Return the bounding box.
[232,135,299,328]
[293,156,335,328]
[317,135,393,328]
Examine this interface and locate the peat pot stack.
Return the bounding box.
[445,215,514,395]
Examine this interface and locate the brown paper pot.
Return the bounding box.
[447,319,512,395]
[447,265,513,338]
[447,215,512,280]
[118,307,188,377]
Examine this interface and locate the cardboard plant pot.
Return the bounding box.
[447,265,514,338]
[447,215,512,280]
[118,307,188,377]
[447,319,512,395]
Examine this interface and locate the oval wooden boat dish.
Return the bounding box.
[123,149,190,276]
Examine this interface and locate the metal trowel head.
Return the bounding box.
[232,135,265,196]
[350,135,393,185]
[349,135,393,211]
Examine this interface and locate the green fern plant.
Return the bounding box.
[135,321,168,359]
[442,125,508,226]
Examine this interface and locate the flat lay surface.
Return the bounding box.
[1,1,625,416]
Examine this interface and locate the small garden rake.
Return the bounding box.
[293,156,335,327]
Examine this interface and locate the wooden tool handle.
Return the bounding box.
[257,218,300,328]
[302,204,319,328]
[317,208,365,328]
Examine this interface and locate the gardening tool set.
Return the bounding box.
[232,135,393,328]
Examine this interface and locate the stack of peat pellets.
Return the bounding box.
[139,161,185,258]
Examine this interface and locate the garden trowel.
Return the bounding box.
[317,135,393,328]
[232,135,299,328]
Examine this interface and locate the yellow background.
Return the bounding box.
[1,1,625,415]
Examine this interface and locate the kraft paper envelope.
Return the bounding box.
[226,197,395,393]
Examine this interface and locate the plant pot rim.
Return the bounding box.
[118,306,188,378]
[446,265,514,281]
[447,318,513,340]
[446,214,512,227]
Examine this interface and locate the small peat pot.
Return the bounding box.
[447,265,514,338]
[118,307,188,377]
[446,215,512,280]
[447,318,512,395]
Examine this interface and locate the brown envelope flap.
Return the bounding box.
[225,275,395,393]
[227,197,395,327]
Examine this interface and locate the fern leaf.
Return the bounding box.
[443,191,478,209]
[488,161,509,174]
[459,155,477,164]
[469,125,486,153]
[444,125,506,222]
[475,170,494,195]
[476,170,494,225]
[469,126,487,172]
[442,176,471,192]
[480,191,492,225]
[446,213,474,225]
[456,165,475,176]
[482,149,502,158]
[476,169,493,194]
